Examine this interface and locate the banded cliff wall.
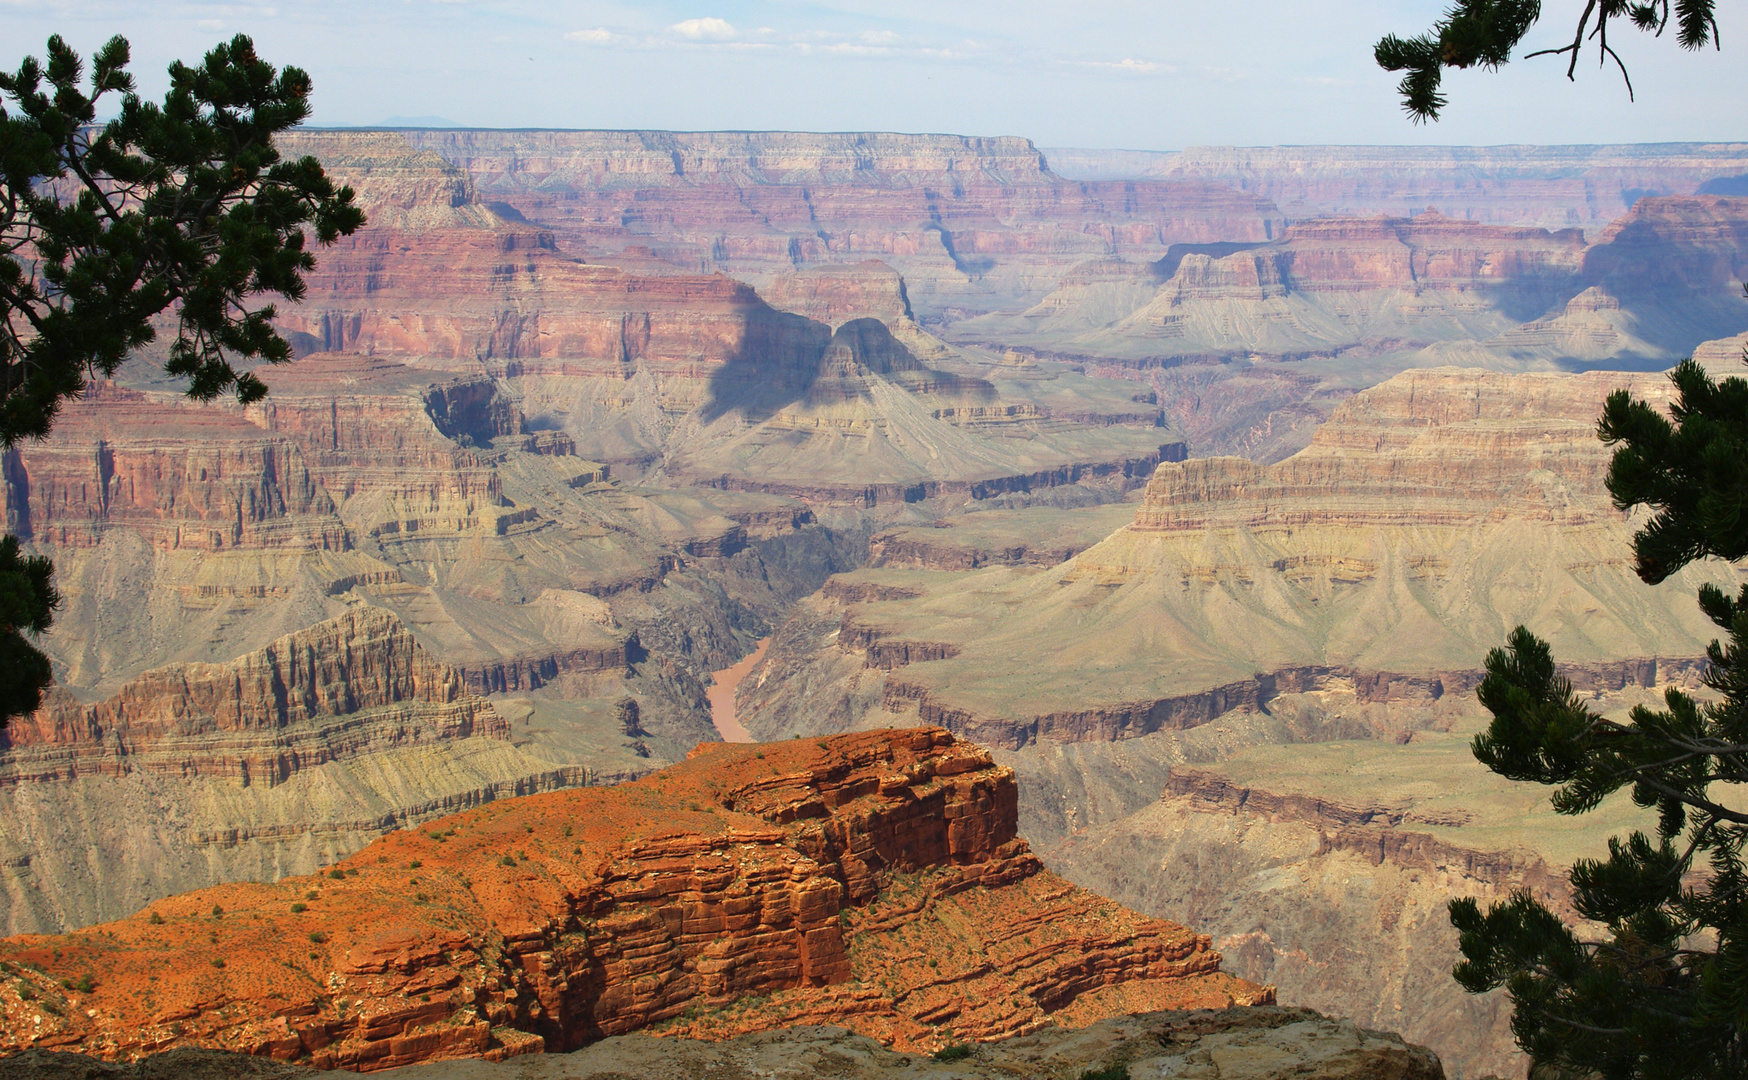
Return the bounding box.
[1046,142,1748,231]
[289,129,1288,317]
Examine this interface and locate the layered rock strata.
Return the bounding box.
[989,199,1748,375]
[1047,142,1748,232]
[256,136,1192,504]
[0,729,1268,1070]
[0,606,653,936]
[362,129,1288,316]
[760,366,1726,749]
[11,1006,1445,1080]
[728,362,1748,1077]
[5,607,502,788]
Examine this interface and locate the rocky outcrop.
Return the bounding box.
[64,1007,1442,1080]
[0,729,1268,1070]
[688,446,1182,508]
[4,607,503,788]
[0,1006,1447,1080]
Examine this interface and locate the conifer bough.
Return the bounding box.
[1454,347,1748,1077]
[0,34,363,722]
[1376,0,1721,121]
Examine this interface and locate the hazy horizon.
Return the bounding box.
[4,2,1744,149]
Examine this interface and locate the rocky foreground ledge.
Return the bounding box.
[0,729,1266,1071]
[0,1007,1444,1079]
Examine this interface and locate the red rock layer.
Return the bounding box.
[280,227,831,379]
[1144,211,1588,307]
[1276,211,1587,292]
[1,384,346,552]
[0,729,1267,1069]
[1,607,505,787]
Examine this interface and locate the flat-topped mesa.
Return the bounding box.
[3,606,505,787]
[0,728,1268,1070]
[270,154,830,375]
[1133,367,1672,532]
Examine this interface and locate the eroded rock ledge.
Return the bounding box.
[0,1007,1444,1080]
[0,729,1267,1071]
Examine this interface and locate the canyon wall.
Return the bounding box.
[732,360,1744,1077]
[313,129,1289,318]
[0,729,1268,1070]
[0,607,653,936]
[1045,143,1748,231]
[970,199,1748,371]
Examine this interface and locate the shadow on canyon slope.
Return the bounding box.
[700,315,989,422]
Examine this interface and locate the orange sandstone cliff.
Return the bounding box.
[0,728,1267,1070]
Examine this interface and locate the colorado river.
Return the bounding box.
[706,637,769,743]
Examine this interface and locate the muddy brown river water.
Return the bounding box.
[706,637,769,743]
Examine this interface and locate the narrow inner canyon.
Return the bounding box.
[706,637,769,743]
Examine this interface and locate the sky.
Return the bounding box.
[3,1,1745,148]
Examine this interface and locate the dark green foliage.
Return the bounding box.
[1453,355,1748,1077]
[1076,1066,1129,1080]
[0,33,362,725]
[1602,350,1748,583]
[1376,1,1720,121]
[932,1044,972,1062]
[0,535,57,718]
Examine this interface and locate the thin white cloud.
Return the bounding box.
[670,17,736,41]
[564,28,614,45]
[1084,58,1167,74]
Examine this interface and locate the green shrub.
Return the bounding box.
[1078,1065,1129,1080]
[308,932,327,945]
[933,1044,972,1062]
[500,855,517,867]
[146,912,164,926]
[290,903,306,914]
[327,868,345,880]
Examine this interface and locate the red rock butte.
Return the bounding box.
[0,728,1268,1071]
